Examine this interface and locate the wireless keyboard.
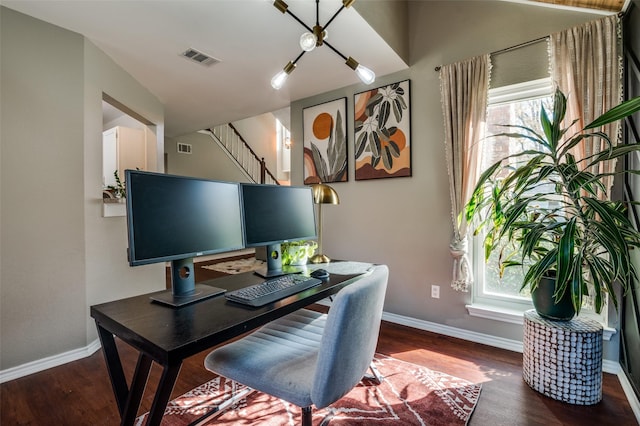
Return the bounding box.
[225,274,323,307]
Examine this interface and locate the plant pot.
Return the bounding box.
[531,275,576,321]
[287,248,309,266]
[286,245,313,266]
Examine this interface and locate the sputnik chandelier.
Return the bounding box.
[268,0,376,89]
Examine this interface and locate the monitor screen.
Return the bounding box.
[241,183,317,277]
[125,170,244,306]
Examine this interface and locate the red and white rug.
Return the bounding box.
[136,353,481,425]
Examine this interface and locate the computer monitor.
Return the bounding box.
[241,183,317,277]
[125,170,245,307]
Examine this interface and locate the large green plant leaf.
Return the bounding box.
[585,96,640,129]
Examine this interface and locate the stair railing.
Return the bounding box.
[206,123,279,185]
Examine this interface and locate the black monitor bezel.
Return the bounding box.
[125,170,245,267]
[240,183,318,248]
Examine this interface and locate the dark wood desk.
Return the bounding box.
[90,270,364,426]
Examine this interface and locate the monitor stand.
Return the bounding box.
[150,258,226,307]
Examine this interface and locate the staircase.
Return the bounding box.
[204,123,279,185]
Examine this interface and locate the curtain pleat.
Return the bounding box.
[550,14,622,197]
[440,54,490,292]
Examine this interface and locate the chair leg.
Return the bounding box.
[363,362,383,385]
[301,406,313,426]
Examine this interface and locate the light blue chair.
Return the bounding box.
[204,264,388,425]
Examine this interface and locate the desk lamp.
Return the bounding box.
[309,183,339,264]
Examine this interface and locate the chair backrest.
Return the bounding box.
[311,264,389,408]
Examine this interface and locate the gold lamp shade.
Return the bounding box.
[309,184,339,264]
[312,183,340,205]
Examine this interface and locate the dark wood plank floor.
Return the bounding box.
[2,257,636,425]
[1,317,635,425]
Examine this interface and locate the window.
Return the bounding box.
[470,78,605,322]
[276,119,291,179]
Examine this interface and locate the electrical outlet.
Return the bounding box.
[431,285,440,299]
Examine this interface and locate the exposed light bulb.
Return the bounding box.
[271,70,289,90]
[271,61,296,90]
[299,32,317,52]
[345,57,375,85]
[355,64,375,85]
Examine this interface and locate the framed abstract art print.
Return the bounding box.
[354,80,411,180]
[303,98,348,184]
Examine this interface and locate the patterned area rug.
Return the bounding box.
[201,258,265,274]
[136,353,481,425]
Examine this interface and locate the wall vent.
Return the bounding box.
[177,143,192,154]
[180,48,220,67]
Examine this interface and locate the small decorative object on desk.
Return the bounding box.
[522,310,603,405]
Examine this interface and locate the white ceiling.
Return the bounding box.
[3,0,408,137]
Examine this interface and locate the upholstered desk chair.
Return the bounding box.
[204,264,389,426]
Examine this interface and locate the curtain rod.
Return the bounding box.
[434,36,548,72]
[434,11,625,72]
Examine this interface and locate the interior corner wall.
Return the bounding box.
[83,38,165,346]
[0,7,166,370]
[290,1,621,359]
[353,0,410,66]
[1,7,87,370]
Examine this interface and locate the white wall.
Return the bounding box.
[289,2,620,358]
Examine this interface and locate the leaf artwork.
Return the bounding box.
[303,99,348,184]
[354,80,411,180]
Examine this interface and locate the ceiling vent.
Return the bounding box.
[180,48,220,67]
[177,143,192,154]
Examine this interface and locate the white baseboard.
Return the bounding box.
[380,310,622,375]
[0,339,101,384]
[382,311,524,353]
[618,369,640,424]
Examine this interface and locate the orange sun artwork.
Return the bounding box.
[303,98,348,184]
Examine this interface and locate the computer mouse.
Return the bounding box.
[310,268,330,279]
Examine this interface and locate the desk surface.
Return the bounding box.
[90,270,364,365]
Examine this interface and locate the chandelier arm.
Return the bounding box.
[292,50,307,65]
[316,0,320,26]
[285,9,314,33]
[322,40,348,61]
[322,5,346,32]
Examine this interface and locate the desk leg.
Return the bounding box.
[145,362,182,426]
[96,323,129,416]
[121,353,153,425]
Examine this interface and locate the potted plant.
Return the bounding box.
[465,88,640,320]
[107,170,126,201]
[282,240,318,266]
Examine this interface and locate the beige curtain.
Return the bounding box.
[550,15,622,197]
[440,54,490,292]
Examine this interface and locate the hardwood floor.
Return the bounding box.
[1,316,636,425]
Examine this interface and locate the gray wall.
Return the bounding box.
[1,7,86,369]
[166,114,283,183]
[1,7,165,370]
[165,132,251,182]
[289,2,617,357]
